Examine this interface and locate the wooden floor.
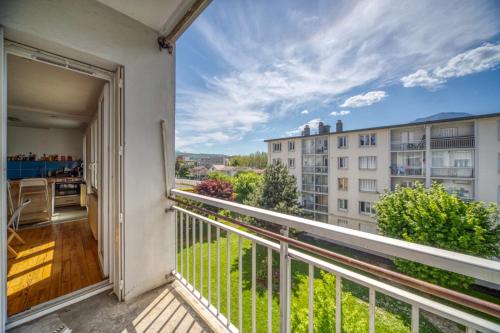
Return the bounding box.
[7,219,104,316]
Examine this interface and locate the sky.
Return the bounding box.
[176,0,500,155]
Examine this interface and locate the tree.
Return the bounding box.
[195,179,234,201]
[260,161,301,215]
[375,183,500,289]
[233,172,263,204]
[229,151,268,169]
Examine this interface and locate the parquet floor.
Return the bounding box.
[7,219,104,316]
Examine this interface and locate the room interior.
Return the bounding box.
[6,54,107,316]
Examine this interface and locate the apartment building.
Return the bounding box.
[266,113,500,233]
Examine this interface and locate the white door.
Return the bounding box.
[97,83,110,277]
[0,27,7,331]
[113,66,125,300]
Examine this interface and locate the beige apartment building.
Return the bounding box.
[266,113,500,234]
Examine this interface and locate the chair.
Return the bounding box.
[7,199,31,257]
[7,181,14,217]
[18,178,51,223]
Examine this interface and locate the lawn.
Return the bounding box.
[176,219,445,333]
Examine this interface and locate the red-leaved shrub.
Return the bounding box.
[195,179,234,201]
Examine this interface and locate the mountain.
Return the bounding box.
[413,112,472,123]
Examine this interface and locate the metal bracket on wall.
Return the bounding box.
[157,37,174,54]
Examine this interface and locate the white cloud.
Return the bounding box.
[330,110,351,116]
[340,91,387,108]
[177,0,500,150]
[401,43,500,89]
[401,69,445,88]
[301,109,310,114]
[434,42,500,78]
[287,118,322,136]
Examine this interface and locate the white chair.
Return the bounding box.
[18,178,51,223]
[7,199,31,257]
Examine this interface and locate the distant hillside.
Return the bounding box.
[413,112,472,123]
[175,151,228,159]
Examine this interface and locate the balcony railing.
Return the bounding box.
[170,189,500,333]
[302,184,328,193]
[431,167,474,178]
[390,165,424,176]
[391,140,425,151]
[303,166,328,174]
[431,135,475,149]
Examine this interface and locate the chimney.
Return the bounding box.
[318,122,324,134]
[336,120,343,133]
[302,125,310,136]
[323,125,331,134]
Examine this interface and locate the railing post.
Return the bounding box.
[280,226,290,333]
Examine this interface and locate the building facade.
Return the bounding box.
[266,114,500,233]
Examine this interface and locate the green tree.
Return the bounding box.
[233,172,263,204]
[260,161,301,215]
[229,151,268,169]
[375,183,500,289]
[207,171,234,184]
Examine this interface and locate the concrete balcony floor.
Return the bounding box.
[10,281,221,333]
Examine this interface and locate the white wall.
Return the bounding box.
[0,0,176,301]
[476,117,500,203]
[7,126,83,159]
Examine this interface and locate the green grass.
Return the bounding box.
[176,221,446,332]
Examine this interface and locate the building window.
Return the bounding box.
[338,199,348,211]
[337,218,348,226]
[359,179,377,192]
[437,127,458,138]
[359,156,377,170]
[338,177,348,191]
[338,136,348,148]
[272,143,282,152]
[288,158,295,169]
[272,158,281,165]
[359,201,376,215]
[288,141,295,152]
[360,133,376,147]
[338,157,348,169]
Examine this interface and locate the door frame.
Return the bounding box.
[0,39,125,329]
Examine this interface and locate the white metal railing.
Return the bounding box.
[391,140,426,151]
[431,167,474,178]
[171,189,500,333]
[430,135,475,149]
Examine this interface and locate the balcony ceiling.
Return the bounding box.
[96,0,196,33]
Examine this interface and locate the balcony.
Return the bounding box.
[15,190,500,333]
[391,140,426,151]
[390,165,425,177]
[169,190,498,333]
[302,166,328,174]
[302,184,328,193]
[431,135,475,149]
[431,167,474,178]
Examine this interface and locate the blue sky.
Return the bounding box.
[176,0,500,155]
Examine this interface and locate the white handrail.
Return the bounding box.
[171,189,500,285]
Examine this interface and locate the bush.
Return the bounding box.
[233,172,263,204]
[195,179,234,201]
[375,183,500,289]
[207,171,234,184]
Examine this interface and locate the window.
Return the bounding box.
[338,199,348,211]
[359,201,376,215]
[338,136,348,148]
[437,127,458,138]
[288,158,295,168]
[337,218,348,226]
[359,179,377,192]
[338,177,348,191]
[359,156,377,170]
[360,133,376,147]
[272,142,282,152]
[288,141,295,151]
[272,158,281,165]
[338,157,348,169]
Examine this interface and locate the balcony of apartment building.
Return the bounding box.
[390,151,426,177]
[431,150,475,179]
[391,127,426,151]
[430,122,475,149]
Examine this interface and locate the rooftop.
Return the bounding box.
[264,112,500,142]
